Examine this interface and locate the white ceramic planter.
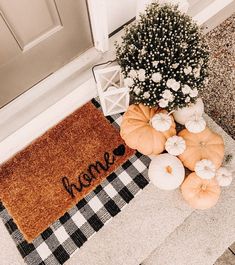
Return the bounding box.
[173,98,204,125]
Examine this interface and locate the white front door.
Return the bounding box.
[0,0,93,108]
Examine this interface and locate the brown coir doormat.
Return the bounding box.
[0,101,134,242]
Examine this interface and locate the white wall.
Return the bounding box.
[105,0,137,34]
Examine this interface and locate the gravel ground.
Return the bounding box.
[202,14,235,139]
[204,14,235,265]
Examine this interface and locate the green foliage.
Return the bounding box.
[116,3,209,111]
[225,154,233,165]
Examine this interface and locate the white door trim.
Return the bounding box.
[87,0,109,52]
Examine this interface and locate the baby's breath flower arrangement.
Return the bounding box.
[116,3,209,111]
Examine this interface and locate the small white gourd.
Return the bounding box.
[185,114,206,133]
[165,136,186,156]
[215,167,233,187]
[151,113,172,132]
[148,153,185,190]
[195,159,216,180]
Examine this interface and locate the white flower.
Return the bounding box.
[166,78,180,91]
[172,83,180,92]
[184,66,192,75]
[129,44,135,50]
[143,92,150,99]
[152,61,159,67]
[182,84,191,94]
[141,48,147,55]
[190,88,198,97]
[139,75,145,82]
[138,69,146,81]
[185,96,190,103]
[158,98,169,108]
[152,72,162,83]
[138,69,145,75]
[166,79,175,88]
[172,63,179,69]
[199,58,204,65]
[129,69,137,78]
[193,67,201,78]
[133,87,141,95]
[162,90,174,102]
[181,42,188,49]
[124,77,134,87]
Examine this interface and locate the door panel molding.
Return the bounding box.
[0,0,63,51]
[23,24,63,51]
[0,15,20,66]
[0,0,93,108]
[0,9,23,51]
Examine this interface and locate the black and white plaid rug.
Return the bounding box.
[0,98,150,265]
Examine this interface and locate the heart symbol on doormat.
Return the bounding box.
[113,144,125,156]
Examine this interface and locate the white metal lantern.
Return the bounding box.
[94,65,130,116]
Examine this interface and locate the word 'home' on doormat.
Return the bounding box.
[0,101,134,242]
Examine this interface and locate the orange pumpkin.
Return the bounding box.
[120,104,176,155]
[181,172,221,210]
[178,127,224,171]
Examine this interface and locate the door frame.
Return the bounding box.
[87,0,109,52]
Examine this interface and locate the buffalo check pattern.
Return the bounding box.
[0,98,150,265]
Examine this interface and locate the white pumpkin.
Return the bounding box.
[215,167,233,187]
[195,159,216,180]
[148,153,185,190]
[165,136,186,156]
[185,114,206,133]
[173,98,204,125]
[151,113,172,132]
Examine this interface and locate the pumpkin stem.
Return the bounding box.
[201,184,207,191]
[168,110,175,116]
[166,165,172,174]
[199,141,206,147]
